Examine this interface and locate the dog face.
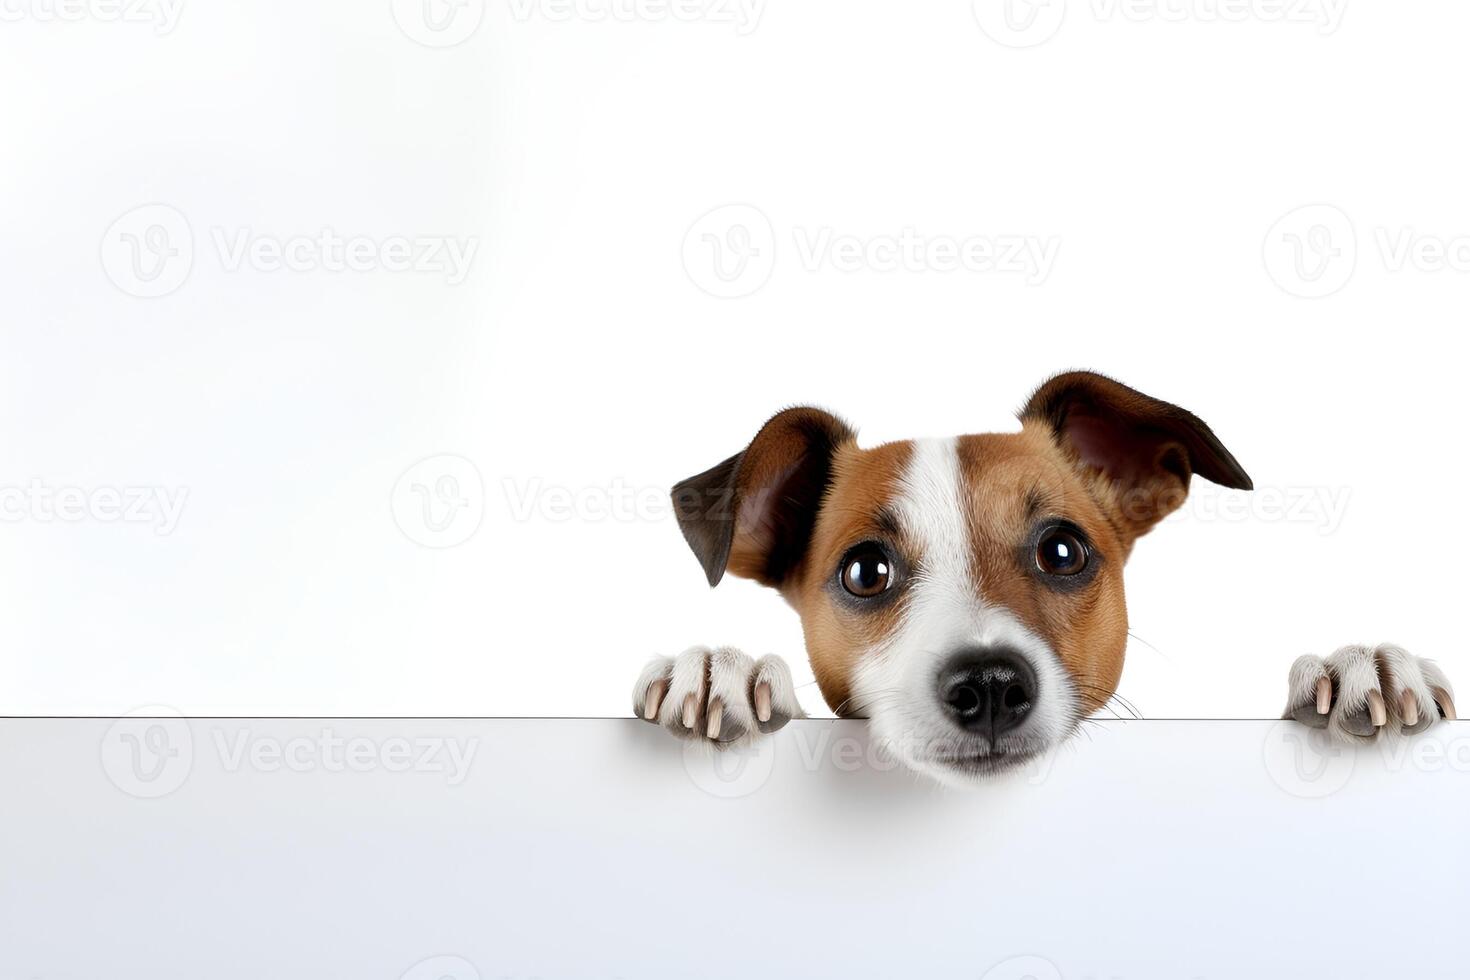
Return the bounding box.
[672,372,1251,784]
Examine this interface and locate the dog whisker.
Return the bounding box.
[1126,629,1171,662]
[1073,682,1143,720]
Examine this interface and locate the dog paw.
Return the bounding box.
[632,646,803,745]
[1285,644,1455,740]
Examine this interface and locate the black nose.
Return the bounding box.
[938,649,1037,737]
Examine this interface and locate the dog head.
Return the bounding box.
[672,371,1251,784]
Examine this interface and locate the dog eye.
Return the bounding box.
[839,545,892,598]
[1035,525,1088,576]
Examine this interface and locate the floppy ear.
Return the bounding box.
[1020,371,1252,541]
[671,407,855,589]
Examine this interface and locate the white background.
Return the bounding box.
[2,0,1466,718]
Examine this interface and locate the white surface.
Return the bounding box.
[3,4,1470,718]
[3,717,1467,978]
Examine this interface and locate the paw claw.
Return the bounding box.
[1400,688,1419,728]
[1315,676,1332,715]
[1366,688,1387,728]
[754,682,772,723]
[632,657,675,724]
[643,680,666,721]
[705,698,724,740]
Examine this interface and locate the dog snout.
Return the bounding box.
[938,648,1037,737]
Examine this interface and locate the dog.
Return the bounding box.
[632,371,1456,785]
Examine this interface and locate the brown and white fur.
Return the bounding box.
[633,371,1456,785]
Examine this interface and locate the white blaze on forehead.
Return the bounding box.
[892,436,1005,643]
[892,438,974,604]
[852,436,1078,767]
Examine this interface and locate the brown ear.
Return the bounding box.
[671,407,855,588]
[1020,371,1252,539]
